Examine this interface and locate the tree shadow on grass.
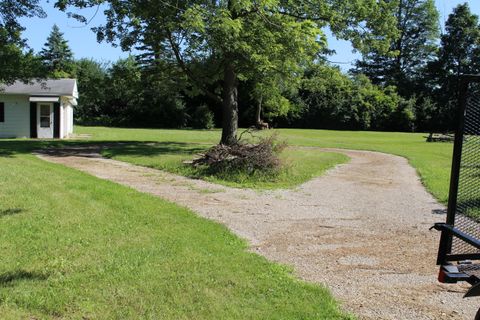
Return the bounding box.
[0,140,211,159]
[0,208,24,217]
[0,140,68,158]
[0,149,15,157]
[101,141,210,158]
[0,270,49,287]
[457,197,480,221]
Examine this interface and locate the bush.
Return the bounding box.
[281,65,417,131]
[148,97,188,128]
[191,104,215,129]
[389,96,416,132]
[192,134,287,175]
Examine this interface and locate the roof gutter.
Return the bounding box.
[29,96,60,103]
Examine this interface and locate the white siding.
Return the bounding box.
[67,104,74,136]
[0,95,30,138]
[59,98,74,138]
[60,104,66,139]
[60,103,66,138]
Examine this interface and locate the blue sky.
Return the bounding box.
[21,0,480,70]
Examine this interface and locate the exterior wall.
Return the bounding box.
[60,102,73,138]
[60,103,66,139]
[66,104,74,136]
[0,94,74,139]
[0,95,30,138]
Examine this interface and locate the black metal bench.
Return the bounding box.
[434,75,480,319]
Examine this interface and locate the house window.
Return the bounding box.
[0,102,4,122]
[40,104,51,128]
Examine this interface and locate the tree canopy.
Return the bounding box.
[40,24,75,78]
[354,0,439,96]
[5,0,475,135]
[55,0,398,144]
[427,3,480,130]
[434,3,480,81]
[0,0,46,84]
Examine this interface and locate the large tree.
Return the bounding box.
[427,3,480,130]
[354,0,439,96]
[74,58,108,122]
[55,0,397,145]
[40,24,75,78]
[0,0,46,84]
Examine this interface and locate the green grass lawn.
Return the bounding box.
[0,126,454,318]
[77,126,453,202]
[0,140,350,319]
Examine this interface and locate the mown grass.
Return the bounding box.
[77,126,453,202]
[0,140,350,319]
[0,126,454,318]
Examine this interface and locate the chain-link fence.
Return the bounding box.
[449,79,480,258]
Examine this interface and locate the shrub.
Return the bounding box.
[389,96,416,132]
[150,97,189,128]
[191,104,215,129]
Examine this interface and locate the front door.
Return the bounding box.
[37,103,53,138]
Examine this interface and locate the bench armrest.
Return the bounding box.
[433,223,480,250]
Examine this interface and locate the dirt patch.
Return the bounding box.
[36,147,479,319]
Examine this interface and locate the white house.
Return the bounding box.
[0,79,77,139]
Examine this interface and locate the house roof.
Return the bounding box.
[0,79,78,98]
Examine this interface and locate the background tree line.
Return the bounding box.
[2,1,480,133]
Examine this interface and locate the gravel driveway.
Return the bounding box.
[37,146,478,319]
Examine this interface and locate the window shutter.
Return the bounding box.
[54,102,60,138]
[30,102,37,138]
[0,102,4,122]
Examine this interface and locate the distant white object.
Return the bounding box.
[0,79,78,139]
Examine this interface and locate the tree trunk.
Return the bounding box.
[255,95,263,125]
[220,62,239,145]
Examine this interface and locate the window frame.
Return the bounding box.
[39,104,51,128]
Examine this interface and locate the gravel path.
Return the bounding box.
[37,146,478,319]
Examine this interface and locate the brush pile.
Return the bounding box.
[192,135,287,174]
